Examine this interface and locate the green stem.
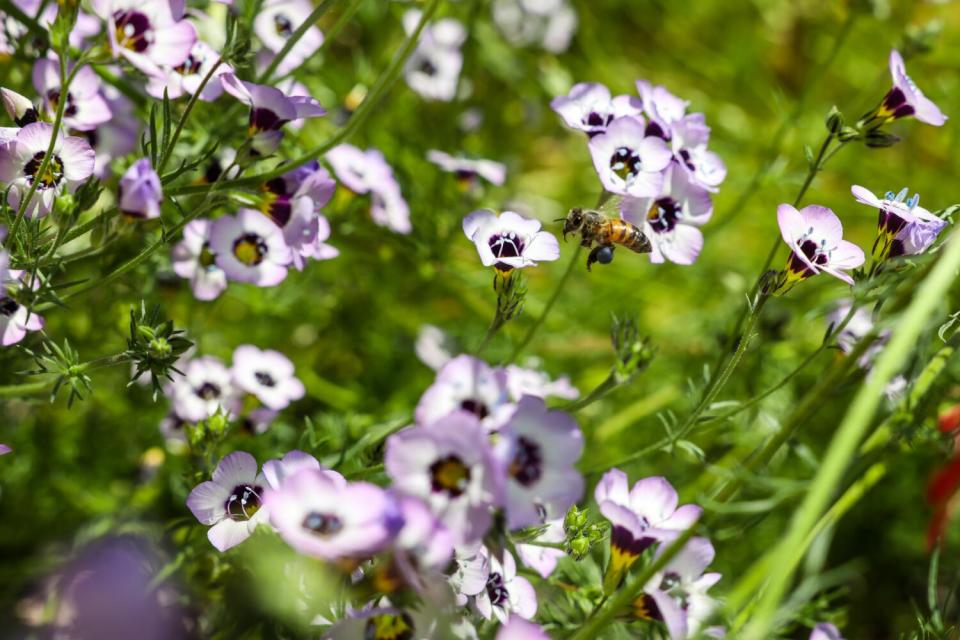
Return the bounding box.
[157,58,225,174]
[256,0,338,84]
[563,371,617,413]
[316,0,365,55]
[0,352,129,398]
[475,311,506,356]
[741,226,960,640]
[0,380,52,397]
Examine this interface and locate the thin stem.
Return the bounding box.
[741,227,960,639]
[317,0,365,55]
[0,380,51,397]
[157,58,225,174]
[563,371,617,413]
[0,351,129,398]
[474,312,505,356]
[256,0,338,84]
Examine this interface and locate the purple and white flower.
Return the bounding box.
[504,364,578,402]
[876,49,946,126]
[254,0,324,77]
[811,623,845,640]
[775,204,865,289]
[231,344,305,411]
[472,549,537,623]
[0,444,10,455]
[595,470,702,587]
[172,219,229,301]
[262,450,324,489]
[415,355,514,431]
[427,150,506,186]
[0,122,95,218]
[588,116,672,197]
[264,467,402,559]
[91,0,197,78]
[392,494,456,593]
[117,158,162,219]
[186,451,269,551]
[209,209,293,287]
[0,270,44,347]
[386,412,504,544]
[169,355,241,422]
[516,517,565,578]
[496,617,550,640]
[621,165,713,265]
[448,542,491,607]
[33,56,111,131]
[462,210,560,272]
[326,144,411,233]
[145,40,232,102]
[492,0,578,54]
[403,9,466,102]
[851,185,947,260]
[496,396,584,529]
[416,324,455,371]
[550,82,642,137]
[669,113,726,191]
[1,87,39,127]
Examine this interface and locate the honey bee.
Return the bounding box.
[561,202,651,271]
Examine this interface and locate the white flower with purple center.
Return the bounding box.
[1,87,39,127]
[637,536,721,640]
[264,467,403,560]
[595,470,702,588]
[776,204,865,289]
[146,40,233,102]
[33,56,111,132]
[516,517,565,578]
[209,208,293,287]
[875,49,946,126]
[186,451,270,551]
[415,355,514,432]
[403,9,466,102]
[670,113,726,191]
[90,0,197,78]
[496,617,550,640]
[492,0,578,54]
[171,219,229,301]
[386,412,504,545]
[851,185,947,260]
[550,82,642,137]
[588,116,672,197]
[254,0,324,77]
[504,364,578,402]
[427,150,507,186]
[0,122,95,218]
[448,542,491,607]
[169,355,241,422]
[811,623,845,640]
[262,449,324,489]
[117,158,162,219]
[259,162,337,269]
[462,209,560,273]
[495,396,584,529]
[326,144,411,234]
[472,548,537,623]
[0,289,43,347]
[636,79,689,128]
[620,165,713,265]
[231,344,305,411]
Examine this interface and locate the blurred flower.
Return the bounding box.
[427,149,506,186]
[771,204,864,293]
[231,344,305,410]
[472,548,537,623]
[636,80,689,128]
[851,185,946,260]
[872,49,946,127]
[87,84,140,178]
[33,56,111,131]
[811,623,845,640]
[415,324,455,371]
[0,444,10,455]
[169,355,241,421]
[264,467,402,559]
[495,396,583,529]
[187,451,270,551]
[516,517,565,578]
[323,606,449,640]
[550,82,642,137]
[146,40,232,101]
[254,0,324,76]
[637,536,720,640]
[496,617,550,640]
[448,542,490,607]
[210,208,293,286]
[504,364,578,401]
[595,470,701,592]
[118,158,162,219]
[403,9,466,102]
[0,270,44,346]
[0,121,95,218]
[386,412,504,544]
[237,406,278,435]
[171,219,229,300]
[492,0,577,54]
[462,210,560,272]
[588,116,672,197]
[91,0,197,77]
[621,165,713,265]
[1,87,39,126]
[262,449,324,488]
[326,144,411,233]
[415,354,514,431]
[391,494,455,593]
[827,302,905,402]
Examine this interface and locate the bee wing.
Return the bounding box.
[596,194,626,218]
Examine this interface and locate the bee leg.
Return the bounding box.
[586,244,614,271]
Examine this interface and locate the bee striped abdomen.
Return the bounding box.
[608,220,650,253]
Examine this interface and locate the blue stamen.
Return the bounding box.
[895,187,908,202]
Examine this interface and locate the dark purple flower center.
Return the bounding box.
[113,10,153,53]
[647,197,682,234]
[509,436,543,487]
[233,233,268,266]
[254,371,276,387]
[609,146,643,184]
[583,111,613,134]
[786,238,829,279]
[611,523,654,555]
[633,592,664,622]
[0,297,20,317]
[417,57,438,77]
[249,108,287,133]
[881,87,915,120]
[489,231,525,271]
[678,148,697,172]
[199,243,217,270]
[175,54,204,76]
[23,151,64,190]
[302,511,343,537]
[46,90,77,118]
[460,399,489,419]
[485,571,509,607]
[195,381,221,400]
[878,208,909,237]
[263,193,293,228]
[274,13,294,36]
[429,455,471,497]
[225,484,263,520]
[645,120,669,140]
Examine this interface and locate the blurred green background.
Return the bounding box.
[3,0,960,636]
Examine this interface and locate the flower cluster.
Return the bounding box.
[551,79,725,265]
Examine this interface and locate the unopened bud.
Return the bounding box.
[149,337,172,359]
[837,126,861,143]
[1,88,39,127]
[864,129,901,149]
[825,106,844,134]
[568,536,590,561]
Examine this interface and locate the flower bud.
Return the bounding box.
[1,88,39,127]
[864,129,901,148]
[825,106,844,134]
[568,535,590,561]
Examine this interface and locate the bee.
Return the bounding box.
[561,201,651,271]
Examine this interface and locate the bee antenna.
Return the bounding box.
[553,217,567,223]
